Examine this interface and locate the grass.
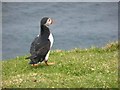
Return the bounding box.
[1,41,118,88]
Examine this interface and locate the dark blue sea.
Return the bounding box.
[2,2,118,60]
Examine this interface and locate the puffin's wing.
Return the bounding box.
[30,36,39,54]
[30,35,50,56]
[36,40,50,56]
[25,40,50,61]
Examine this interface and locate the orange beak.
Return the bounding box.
[51,19,54,24]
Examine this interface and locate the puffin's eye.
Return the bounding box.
[48,19,51,22]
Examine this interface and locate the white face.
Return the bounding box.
[45,18,53,26]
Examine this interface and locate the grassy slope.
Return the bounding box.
[2,42,118,88]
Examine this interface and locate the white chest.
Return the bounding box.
[45,33,54,61]
[48,33,54,48]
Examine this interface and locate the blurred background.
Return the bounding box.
[2,2,118,60]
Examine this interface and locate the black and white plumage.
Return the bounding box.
[26,17,54,66]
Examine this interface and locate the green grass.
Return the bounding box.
[2,41,118,88]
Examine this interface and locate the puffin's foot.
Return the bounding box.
[31,64,39,67]
[48,62,55,65]
[44,61,55,66]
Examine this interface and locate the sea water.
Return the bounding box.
[2,2,118,60]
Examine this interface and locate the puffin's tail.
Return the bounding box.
[25,56,30,59]
[25,55,37,59]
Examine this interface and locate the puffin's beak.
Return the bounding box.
[51,19,54,24]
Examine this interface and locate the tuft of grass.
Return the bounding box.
[2,41,118,88]
[102,41,119,51]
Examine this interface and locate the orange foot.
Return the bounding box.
[31,64,39,67]
[44,61,55,66]
[47,62,55,65]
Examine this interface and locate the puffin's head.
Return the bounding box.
[41,17,53,26]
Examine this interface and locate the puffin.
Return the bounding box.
[25,17,54,66]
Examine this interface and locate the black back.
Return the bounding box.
[28,24,51,64]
